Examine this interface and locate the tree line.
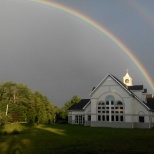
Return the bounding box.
[0,81,80,125]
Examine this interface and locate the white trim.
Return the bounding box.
[110,74,132,95]
[90,74,150,111]
[89,74,110,96]
[133,94,150,110]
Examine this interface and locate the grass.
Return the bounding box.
[0,123,154,154]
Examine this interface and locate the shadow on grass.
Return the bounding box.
[0,124,154,154]
[0,123,68,154]
[0,124,105,154]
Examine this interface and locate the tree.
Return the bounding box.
[58,95,81,121]
[0,82,57,124]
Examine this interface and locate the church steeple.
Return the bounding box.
[123,70,133,86]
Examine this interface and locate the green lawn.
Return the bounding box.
[0,123,154,154]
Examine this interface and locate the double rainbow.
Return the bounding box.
[30,0,154,92]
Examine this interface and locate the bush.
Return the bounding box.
[0,123,29,135]
[57,120,68,124]
[3,130,8,135]
[11,129,19,134]
[0,115,12,125]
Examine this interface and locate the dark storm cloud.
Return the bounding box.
[0,0,153,106]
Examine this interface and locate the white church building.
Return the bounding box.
[68,72,154,128]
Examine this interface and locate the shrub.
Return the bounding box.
[11,129,19,134]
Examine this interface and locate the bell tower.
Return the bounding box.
[123,70,133,86]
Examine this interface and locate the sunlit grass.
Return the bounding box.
[37,124,66,136]
[0,123,154,153]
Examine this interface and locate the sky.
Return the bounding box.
[0,0,154,107]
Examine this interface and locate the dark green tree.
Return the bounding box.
[0,82,57,124]
[58,95,81,121]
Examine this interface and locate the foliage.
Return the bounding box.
[0,81,57,124]
[0,123,28,135]
[58,95,81,121]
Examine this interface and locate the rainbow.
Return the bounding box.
[30,0,154,92]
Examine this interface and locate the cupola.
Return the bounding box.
[123,70,133,86]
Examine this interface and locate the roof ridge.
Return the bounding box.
[110,74,150,110]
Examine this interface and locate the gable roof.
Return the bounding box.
[90,74,131,96]
[69,99,90,110]
[128,85,143,90]
[90,74,150,110]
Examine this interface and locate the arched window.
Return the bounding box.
[97,95,124,122]
[117,101,123,105]
[105,95,115,106]
[125,79,129,83]
[105,95,115,102]
[98,101,104,105]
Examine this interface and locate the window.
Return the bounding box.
[111,115,114,121]
[98,101,105,105]
[105,95,115,102]
[88,115,91,121]
[106,115,109,121]
[106,101,109,105]
[125,79,129,83]
[75,116,78,124]
[75,115,84,124]
[82,116,85,124]
[139,116,144,123]
[98,115,101,121]
[98,102,102,105]
[117,101,123,105]
[97,95,124,122]
[116,116,119,121]
[68,116,72,123]
[120,116,123,121]
[79,115,84,124]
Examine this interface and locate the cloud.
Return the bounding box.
[0,1,151,106]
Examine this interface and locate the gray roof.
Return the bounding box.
[69,99,90,110]
[110,74,150,110]
[128,85,143,90]
[147,98,154,110]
